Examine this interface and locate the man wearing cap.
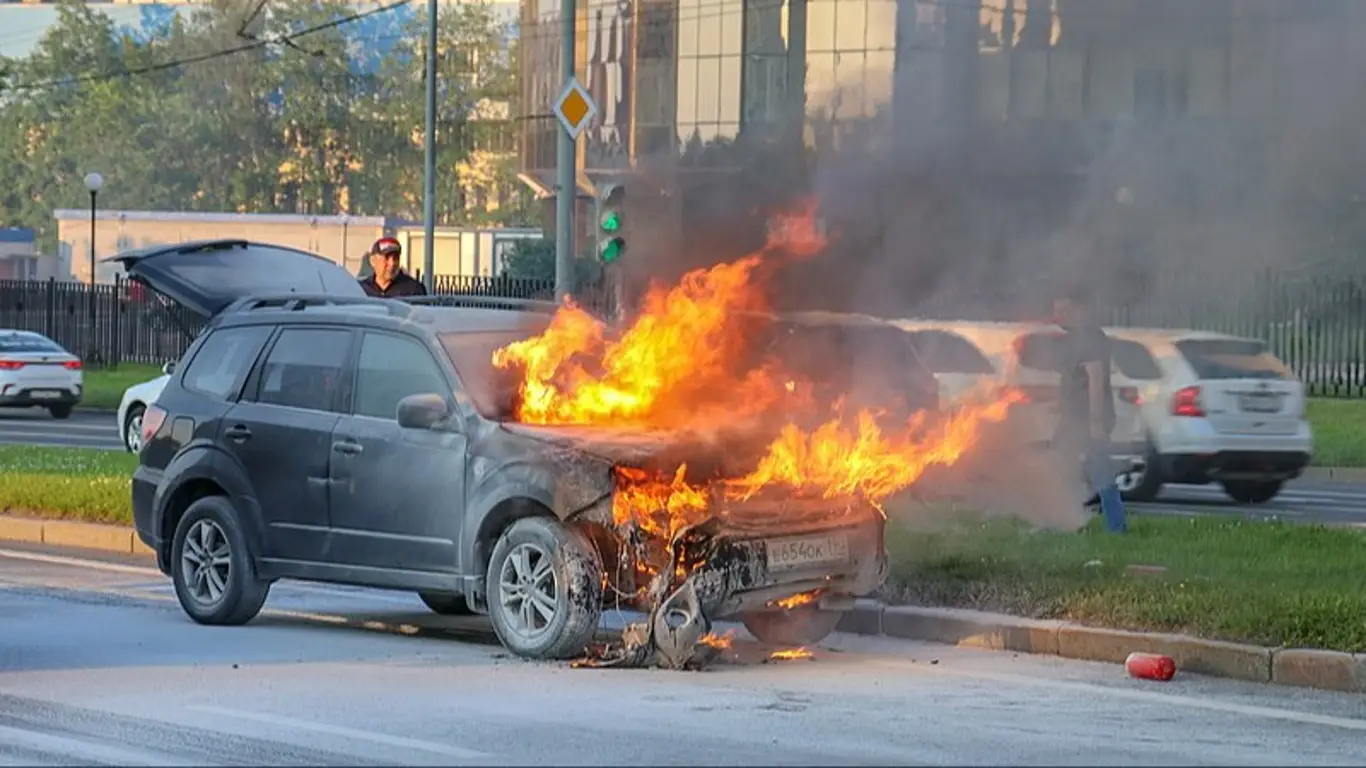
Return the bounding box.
[359,237,428,297]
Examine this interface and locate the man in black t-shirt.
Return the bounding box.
[1052,291,1126,533]
[359,237,428,298]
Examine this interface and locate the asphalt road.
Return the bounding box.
[2,544,1364,766]
[0,408,123,451]
[3,408,1366,527]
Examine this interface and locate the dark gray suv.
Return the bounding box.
[114,239,888,663]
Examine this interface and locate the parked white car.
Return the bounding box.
[0,329,84,419]
[892,319,1147,457]
[117,363,173,452]
[1102,328,1313,504]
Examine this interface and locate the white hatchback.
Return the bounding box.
[1103,328,1313,504]
[116,364,173,452]
[0,329,84,419]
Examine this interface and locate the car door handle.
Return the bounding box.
[332,440,363,456]
[224,424,252,442]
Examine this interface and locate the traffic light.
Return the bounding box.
[598,183,625,264]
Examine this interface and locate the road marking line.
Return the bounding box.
[875,659,1366,732]
[0,723,207,767]
[188,705,491,760]
[0,548,161,576]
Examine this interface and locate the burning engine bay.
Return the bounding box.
[486,201,1024,670]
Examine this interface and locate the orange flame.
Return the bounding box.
[699,630,735,649]
[774,590,820,610]
[768,647,814,661]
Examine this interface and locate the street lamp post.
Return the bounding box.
[84,172,103,364]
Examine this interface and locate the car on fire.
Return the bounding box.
[111,239,889,663]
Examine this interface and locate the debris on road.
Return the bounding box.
[1125,652,1176,681]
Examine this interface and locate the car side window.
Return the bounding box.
[252,328,352,412]
[180,325,272,400]
[353,331,450,421]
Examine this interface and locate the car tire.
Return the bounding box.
[48,404,72,420]
[123,403,146,453]
[170,496,271,626]
[1221,479,1284,505]
[1117,445,1164,503]
[741,604,845,647]
[418,591,477,616]
[485,516,602,661]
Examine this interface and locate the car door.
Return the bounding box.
[326,329,467,574]
[220,325,355,562]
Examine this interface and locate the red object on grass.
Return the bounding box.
[1125,652,1176,682]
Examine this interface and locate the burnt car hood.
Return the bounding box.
[103,239,366,318]
[498,422,772,476]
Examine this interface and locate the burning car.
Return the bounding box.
[115,229,1018,671]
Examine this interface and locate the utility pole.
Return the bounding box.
[554,0,576,302]
[421,0,439,290]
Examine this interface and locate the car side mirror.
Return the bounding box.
[161,360,176,376]
[397,393,451,430]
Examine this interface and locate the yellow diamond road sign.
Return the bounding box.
[554,76,597,139]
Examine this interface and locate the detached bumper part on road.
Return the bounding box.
[1160,450,1311,483]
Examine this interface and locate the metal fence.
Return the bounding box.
[0,275,604,368]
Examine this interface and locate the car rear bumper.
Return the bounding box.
[0,386,81,407]
[131,465,163,569]
[1158,450,1311,483]
[686,513,888,619]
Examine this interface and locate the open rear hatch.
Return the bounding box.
[102,239,366,320]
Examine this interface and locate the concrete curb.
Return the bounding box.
[834,601,1365,694]
[2,514,1361,694]
[0,514,153,557]
[1301,466,1366,483]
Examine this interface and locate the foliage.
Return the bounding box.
[0,446,136,525]
[0,0,533,253]
[498,236,603,286]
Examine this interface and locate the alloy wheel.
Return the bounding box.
[497,542,558,640]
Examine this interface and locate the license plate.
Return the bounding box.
[30,390,62,400]
[1239,393,1281,413]
[766,533,850,571]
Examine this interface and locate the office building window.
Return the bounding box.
[677,0,742,144]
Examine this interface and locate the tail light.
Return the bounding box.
[140,405,168,448]
[1171,386,1205,417]
[0,360,24,371]
[63,360,82,370]
[1117,386,1142,406]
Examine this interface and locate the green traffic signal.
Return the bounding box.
[601,210,621,233]
[600,237,624,263]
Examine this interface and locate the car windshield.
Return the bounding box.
[439,329,552,421]
[0,332,63,354]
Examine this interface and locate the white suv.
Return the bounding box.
[1103,328,1313,503]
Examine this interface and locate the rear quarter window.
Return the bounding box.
[1175,339,1293,380]
[180,325,274,400]
[1110,339,1162,380]
[904,330,995,375]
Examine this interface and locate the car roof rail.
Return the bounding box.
[401,295,564,315]
[222,294,419,318]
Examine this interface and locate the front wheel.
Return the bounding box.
[123,403,146,452]
[1222,479,1284,505]
[1116,447,1163,503]
[741,604,845,647]
[485,516,603,661]
[170,496,271,626]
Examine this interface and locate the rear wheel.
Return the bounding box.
[1221,479,1283,505]
[741,604,845,647]
[123,403,146,452]
[48,404,72,420]
[418,591,476,616]
[170,496,270,626]
[485,516,602,661]
[1116,446,1163,502]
